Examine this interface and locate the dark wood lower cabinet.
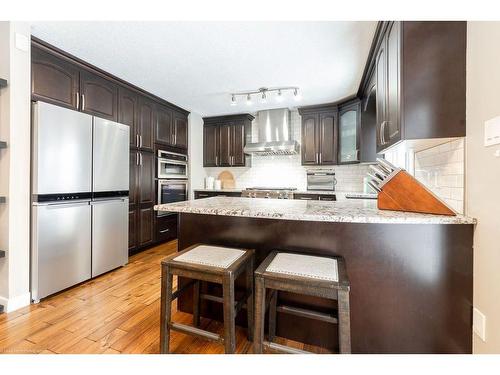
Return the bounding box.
[194,191,242,199]
[156,214,178,242]
[138,207,155,247]
[128,210,137,252]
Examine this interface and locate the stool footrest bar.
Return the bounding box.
[276,304,338,324]
[263,340,311,354]
[170,322,223,343]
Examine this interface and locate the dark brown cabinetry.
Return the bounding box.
[31,45,80,110]
[338,100,361,164]
[31,38,189,256]
[359,21,466,153]
[118,87,139,147]
[129,150,155,250]
[298,105,338,166]
[156,214,178,243]
[79,69,118,121]
[155,104,173,146]
[137,98,155,152]
[173,111,188,149]
[154,106,188,150]
[202,114,253,167]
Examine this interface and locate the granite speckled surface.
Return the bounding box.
[155,196,476,225]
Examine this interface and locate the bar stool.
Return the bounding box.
[254,251,351,354]
[160,244,254,354]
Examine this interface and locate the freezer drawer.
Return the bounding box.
[32,102,93,195]
[93,117,130,193]
[91,198,129,277]
[31,201,92,301]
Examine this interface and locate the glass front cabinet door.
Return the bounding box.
[339,101,360,164]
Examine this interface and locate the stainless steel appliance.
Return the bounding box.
[157,179,189,216]
[306,169,337,191]
[243,109,300,156]
[241,187,296,199]
[157,150,188,179]
[31,102,129,301]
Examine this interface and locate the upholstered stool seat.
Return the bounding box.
[174,245,246,268]
[254,251,351,354]
[160,244,254,354]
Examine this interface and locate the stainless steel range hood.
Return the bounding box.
[243,108,300,156]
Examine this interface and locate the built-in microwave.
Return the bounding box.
[157,179,189,216]
[157,150,188,179]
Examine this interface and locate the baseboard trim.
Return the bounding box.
[0,292,31,313]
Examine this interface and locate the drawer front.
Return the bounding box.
[156,214,178,242]
[318,194,337,201]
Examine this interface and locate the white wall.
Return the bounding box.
[0,22,31,312]
[467,21,500,353]
[188,112,206,198]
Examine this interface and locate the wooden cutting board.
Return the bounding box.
[218,170,236,189]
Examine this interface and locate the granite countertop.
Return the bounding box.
[194,188,377,198]
[155,196,476,225]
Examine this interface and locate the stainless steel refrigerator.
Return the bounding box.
[31,102,129,302]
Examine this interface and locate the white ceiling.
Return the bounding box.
[31,22,377,116]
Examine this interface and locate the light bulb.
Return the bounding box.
[260,91,267,104]
[230,94,237,106]
[276,89,284,102]
[246,94,252,106]
[293,88,301,101]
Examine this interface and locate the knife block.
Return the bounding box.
[377,170,456,216]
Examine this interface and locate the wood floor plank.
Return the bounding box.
[0,240,317,354]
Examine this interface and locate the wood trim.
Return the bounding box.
[31,36,190,116]
[356,21,390,98]
[203,113,255,124]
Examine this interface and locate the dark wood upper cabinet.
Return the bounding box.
[359,21,466,153]
[339,100,361,164]
[318,112,338,165]
[31,46,79,110]
[231,122,245,166]
[137,97,155,152]
[203,124,219,167]
[173,112,188,149]
[218,123,232,167]
[80,69,118,121]
[118,86,138,147]
[299,105,338,166]
[301,114,318,165]
[202,114,253,168]
[155,104,173,146]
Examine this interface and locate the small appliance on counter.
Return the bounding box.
[205,176,215,190]
[306,169,337,191]
[366,158,456,216]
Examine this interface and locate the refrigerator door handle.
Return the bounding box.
[35,200,91,207]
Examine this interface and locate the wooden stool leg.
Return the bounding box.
[246,257,254,342]
[337,289,351,354]
[193,280,201,327]
[160,264,173,354]
[253,276,266,354]
[268,290,277,342]
[222,273,236,354]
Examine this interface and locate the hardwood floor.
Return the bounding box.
[0,240,324,354]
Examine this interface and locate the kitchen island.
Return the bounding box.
[155,197,476,353]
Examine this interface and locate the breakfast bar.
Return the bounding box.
[155,197,476,354]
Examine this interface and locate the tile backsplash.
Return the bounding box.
[414,138,465,213]
[204,109,372,192]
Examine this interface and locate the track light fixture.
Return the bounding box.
[229,86,300,106]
